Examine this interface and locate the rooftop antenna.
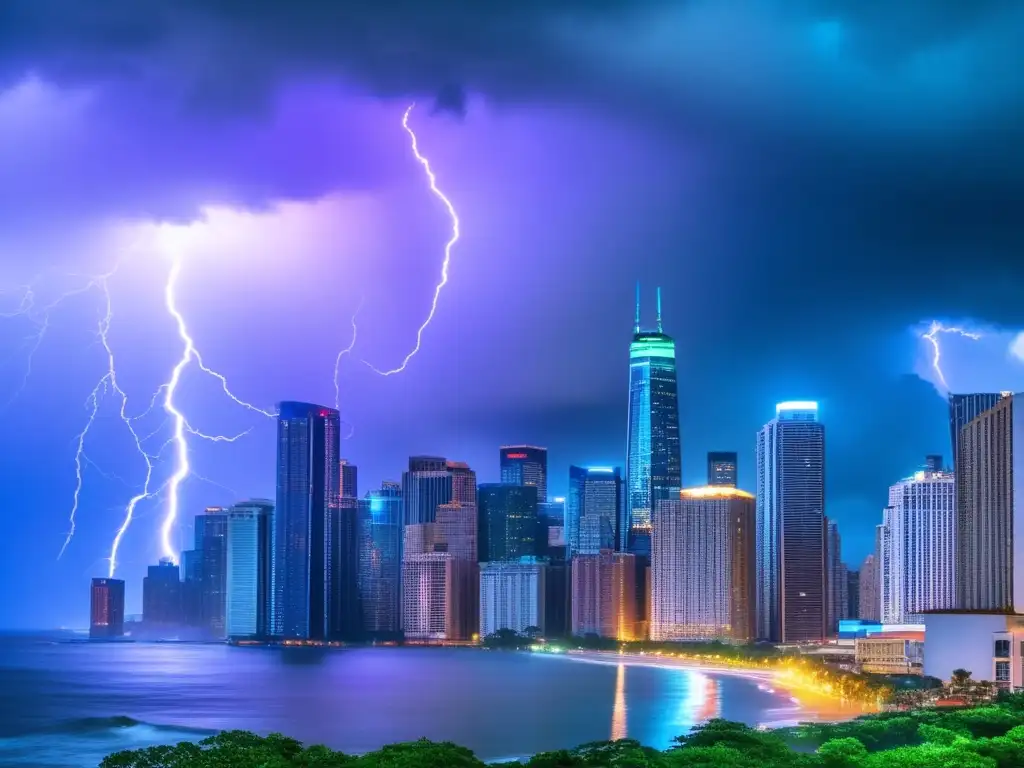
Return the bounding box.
[634,281,641,335]
[656,286,663,333]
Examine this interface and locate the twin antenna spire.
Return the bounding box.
[634,282,663,334]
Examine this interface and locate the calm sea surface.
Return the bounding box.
[0,635,854,766]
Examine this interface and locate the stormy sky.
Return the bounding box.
[0,1,1022,626]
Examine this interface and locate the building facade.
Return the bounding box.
[225,499,273,639]
[756,401,826,643]
[571,550,636,640]
[651,487,756,642]
[826,519,848,635]
[567,466,622,557]
[272,401,340,640]
[500,446,548,502]
[89,578,125,639]
[196,507,228,638]
[707,452,738,487]
[143,558,182,626]
[358,481,403,638]
[879,466,956,624]
[957,393,1024,612]
[625,286,682,556]
[858,554,880,621]
[477,483,540,563]
[401,522,476,642]
[479,558,547,637]
[402,456,453,526]
[949,393,1002,474]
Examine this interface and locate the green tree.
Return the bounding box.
[817,738,869,768]
[354,740,484,768]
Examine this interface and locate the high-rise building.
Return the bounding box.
[625,285,682,556]
[89,578,125,639]
[339,459,358,500]
[539,496,566,525]
[329,494,362,640]
[179,548,202,626]
[196,507,228,638]
[143,559,182,626]
[401,456,462,525]
[401,522,476,642]
[756,401,826,643]
[273,401,340,641]
[957,393,1024,611]
[949,393,1002,473]
[879,464,956,624]
[479,558,547,637]
[225,499,274,639]
[500,446,548,502]
[846,569,860,619]
[571,550,636,640]
[859,554,880,622]
[650,487,756,642]
[825,519,848,635]
[707,452,738,487]
[567,466,623,557]
[477,483,540,563]
[358,481,403,639]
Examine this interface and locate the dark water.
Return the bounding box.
[0,635,817,766]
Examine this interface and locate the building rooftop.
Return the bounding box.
[681,486,754,500]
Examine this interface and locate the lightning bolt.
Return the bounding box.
[334,298,363,411]
[921,320,982,392]
[364,103,460,376]
[153,247,275,565]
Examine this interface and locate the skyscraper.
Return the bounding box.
[143,559,182,627]
[571,550,636,640]
[756,401,826,643]
[226,499,274,639]
[957,393,1024,611]
[340,459,358,499]
[859,554,880,621]
[89,578,125,639]
[825,519,848,635]
[477,483,540,563]
[273,401,340,641]
[625,285,682,555]
[500,446,548,502]
[707,452,738,487]
[479,558,547,637]
[402,456,452,526]
[879,464,956,624]
[196,507,228,638]
[651,487,756,642]
[329,495,362,640]
[358,481,403,638]
[567,466,622,556]
[401,520,477,642]
[949,393,1002,474]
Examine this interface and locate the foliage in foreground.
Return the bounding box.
[101,694,1024,768]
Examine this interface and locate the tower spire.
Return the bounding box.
[656,286,663,333]
[634,281,641,335]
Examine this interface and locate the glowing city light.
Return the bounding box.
[364,103,460,376]
[775,400,819,413]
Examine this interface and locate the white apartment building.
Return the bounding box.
[879,467,956,624]
[479,558,546,637]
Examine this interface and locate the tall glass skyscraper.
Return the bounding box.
[756,401,826,643]
[567,465,622,556]
[402,456,453,526]
[477,483,540,562]
[625,285,681,555]
[226,499,273,639]
[273,401,340,641]
[500,446,548,502]
[358,481,403,638]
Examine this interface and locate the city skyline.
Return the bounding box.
[1,6,1023,631]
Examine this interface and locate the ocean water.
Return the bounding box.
[0,634,827,766]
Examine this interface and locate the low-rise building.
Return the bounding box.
[855,631,924,675]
